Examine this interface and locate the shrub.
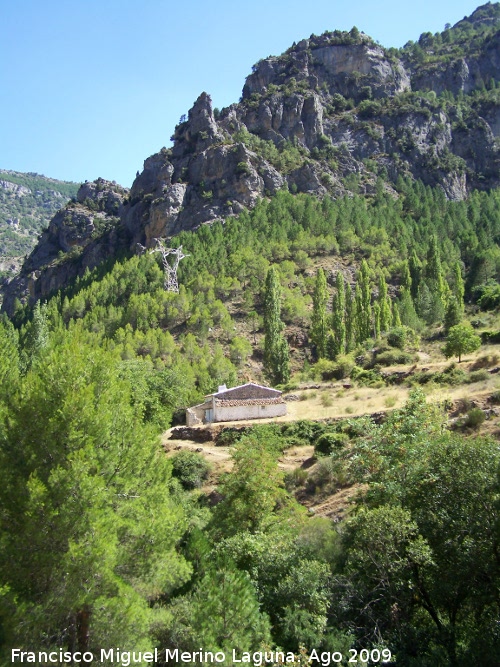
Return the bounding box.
[333,354,356,379]
[315,432,349,455]
[171,450,211,489]
[374,349,416,366]
[470,354,499,370]
[320,392,333,407]
[284,467,309,491]
[312,358,337,381]
[282,420,328,446]
[467,369,489,383]
[387,325,419,350]
[463,408,486,429]
[351,366,384,387]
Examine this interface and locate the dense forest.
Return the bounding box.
[1,176,500,666]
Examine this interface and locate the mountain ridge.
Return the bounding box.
[2,2,500,314]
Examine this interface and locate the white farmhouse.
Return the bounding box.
[186,383,287,426]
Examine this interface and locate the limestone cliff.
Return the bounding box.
[2,3,500,314]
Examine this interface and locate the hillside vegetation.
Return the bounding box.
[1,4,500,666]
[0,170,79,278]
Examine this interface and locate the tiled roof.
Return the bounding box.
[215,397,284,407]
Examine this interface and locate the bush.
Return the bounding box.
[333,354,356,379]
[387,325,419,350]
[315,432,350,455]
[463,408,486,430]
[320,391,333,407]
[312,358,337,381]
[467,369,489,383]
[470,354,499,370]
[374,349,416,366]
[351,366,384,387]
[171,451,211,489]
[282,420,328,446]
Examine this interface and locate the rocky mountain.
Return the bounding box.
[0,171,79,279]
[2,3,500,314]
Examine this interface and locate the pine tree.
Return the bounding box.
[0,330,189,655]
[263,267,290,384]
[310,269,329,359]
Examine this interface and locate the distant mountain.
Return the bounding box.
[0,170,79,278]
[2,3,500,313]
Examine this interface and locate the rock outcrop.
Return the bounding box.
[2,3,500,313]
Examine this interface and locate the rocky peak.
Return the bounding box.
[454,2,500,29]
[243,31,410,102]
[172,92,223,156]
[2,4,500,315]
[76,177,128,215]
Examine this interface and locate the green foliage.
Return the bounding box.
[161,565,271,658]
[0,329,190,657]
[229,336,253,366]
[263,266,290,384]
[475,279,500,310]
[329,272,346,358]
[171,451,212,489]
[211,436,288,536]
[315,432,349,455]
[310,268,329,358]
[443,321,481,362]
[462,407,487,429]
[0,171,79,264]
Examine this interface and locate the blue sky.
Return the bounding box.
[0,0,487,187]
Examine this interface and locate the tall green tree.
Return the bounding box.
[310,268,329,359]
[263,267,290,384]
[377,275,392,333]
[444,322,481,362]
[0,330,189,658]
[408,250,422,302]
[344,282,355,352]
[355,260,372,344]
[329,272,346,359]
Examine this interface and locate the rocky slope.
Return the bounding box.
[2,3,500,314]
[0,171,79,278]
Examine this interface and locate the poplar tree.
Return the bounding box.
[419,235,447,323]
[330,272,346,358]
[451,261,465,314]
[263,267,290,384]
[345,282,355,352]
[401,260,412,293]
[355,260,372,343]
[378,275,392,333]
[409,251,422,302]
[310,268,329,359]
[373,301,381,340]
